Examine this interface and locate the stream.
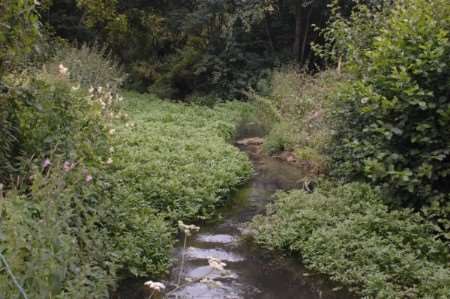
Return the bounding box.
[116,125,355,299]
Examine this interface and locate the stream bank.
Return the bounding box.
[116,124,354,299]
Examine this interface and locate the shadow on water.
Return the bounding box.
[115,123,357,299]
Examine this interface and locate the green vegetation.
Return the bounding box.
[251,0,450,297]
[0,44,251,296]
[331,0,450,228]
[253,68,342,174]
[252,183,450,298]
[112,93,252,221]
[1,0,450,297]
[41,0,338,98]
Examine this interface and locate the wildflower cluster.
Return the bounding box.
[178,221,200,236]
[87,86,123,115]
[58,64,68,76]
[144,280,166,292]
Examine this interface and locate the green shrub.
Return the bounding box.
[331,0,450,219]
[0,73,174,295]
[111,93,253,221]
[0,163,115,299]
[47,43,126,92]
[0,70,113,184]
[263,122,295,154]
[252,183,450,298]
[256,68,342,164]
[0,0,39,76]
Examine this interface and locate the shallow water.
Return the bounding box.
[116,125,355,299]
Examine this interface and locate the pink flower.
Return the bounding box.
[42,159,51,168]
[63,161,74,172]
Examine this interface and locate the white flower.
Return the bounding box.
[106,157,113,165]
[144,281,166,292]
[71,85,80,91]
[42,158,51,168]
[108,128,116,135]
[109,147,115,153]
[85,174,93,183]
[208,257,226,271]
[361,97,369,104]
[178,221,200,236]
[58,64,68,76]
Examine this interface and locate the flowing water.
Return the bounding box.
[116,125,355,299]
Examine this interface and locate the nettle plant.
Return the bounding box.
[331,0,450,220]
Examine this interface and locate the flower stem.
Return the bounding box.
[177,234,188,287]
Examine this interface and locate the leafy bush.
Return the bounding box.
[0,66,172,294]
[0,69,112,183]
[313,0,392,72]
[252,183,450,298]
[254,68,342,174]
[47,43,126,92]
[111,93,253,221]
[330,0,450,221]
[0,0,39,76]
[0,164,116,299]
[0,85,251,296]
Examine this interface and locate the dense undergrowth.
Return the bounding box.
[252,68,343,175]
[250,0,450,298]
[252,183,450,298]
[0,57,251,296]
[112,93,252,222]
[2,0,450,297]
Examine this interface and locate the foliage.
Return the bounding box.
[0,0,40,76]
[330,0,450,230]
[0,80,251,296]
[0,164,116,299]
[0,0,40,180]
[254,68,342,175]
[111,92,253,221]
[252,183,450,298]
[41,0,344,99]
[313,0,392,71]
[47,43,126,92]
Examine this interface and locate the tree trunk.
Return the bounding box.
[300,6,313,64]
[265,13,275,53]
[293,0,302,61]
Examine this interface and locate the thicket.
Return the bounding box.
[252,183,450,298]
[112,93,253,222]
[0,44,251,298]
[252,67,343,175]
[330,0,450,237]
[40,0,348,99]
[251,0,450,297]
